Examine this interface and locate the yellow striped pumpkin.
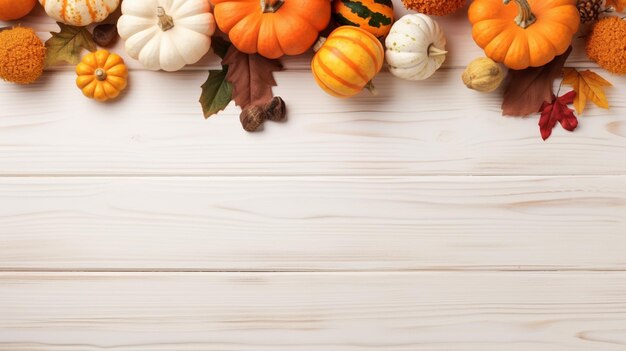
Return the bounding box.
[39,0,120,26]
[332,0,394,38]
[312,26,384,98]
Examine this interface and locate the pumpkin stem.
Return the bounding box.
[504,0,536,29]
[313,37,327,52]
[157,6,175,32]
[261,0,284,13]
[95,68,107,81]
[365,81,378,96]
[428,45,448,57]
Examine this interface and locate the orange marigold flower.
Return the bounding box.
[0,27,46,84]
[402,0,466,16]
[586,16,626,75]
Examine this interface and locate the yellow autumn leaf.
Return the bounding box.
[606,0,626,12]
[562,68,612,115]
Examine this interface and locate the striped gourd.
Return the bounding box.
[39,0,120,26]
[332,0,394,38]
[311,26,385,98]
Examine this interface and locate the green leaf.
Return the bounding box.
[200,67,233,118]
[44,22,97,67]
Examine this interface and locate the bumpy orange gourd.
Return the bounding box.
[0,0,37,20]
[211,0,331,59]
[76,50,128,102]
[311,26,384,98]
[469,0,579,70]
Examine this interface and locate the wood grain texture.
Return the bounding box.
[1,3,602,71]
[1,70,625,176]
[2,271,626,350]
[1,176,624,271]
[2,3,626,350]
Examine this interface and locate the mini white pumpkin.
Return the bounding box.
[39,0,120,26]
[117,0,216,72]
[385,14,447,81]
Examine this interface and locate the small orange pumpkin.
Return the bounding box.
[0,0,37,20]
[469,0,579,70]
[311,26,384,98]
[211,0,331,59]
[76,50,128,102]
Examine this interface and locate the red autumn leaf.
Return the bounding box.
[502,46,572,116]
[222,45,283,109]
[538,90,578,140]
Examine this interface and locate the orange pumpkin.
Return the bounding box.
[311,26,384,98]
[76,50,128,102]
[211,0,331,59]
[0,0,37,21]
[469,0,579,70]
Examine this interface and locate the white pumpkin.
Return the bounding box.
[385,14,447,81]
[39,0,120,26]
[117,0,216,72]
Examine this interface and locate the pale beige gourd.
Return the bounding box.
[462,57,506,93]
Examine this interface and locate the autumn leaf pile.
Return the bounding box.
[537,69,612,140]
[501,46,614,140]
[496,0,626,141]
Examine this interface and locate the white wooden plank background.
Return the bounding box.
[2,69,625,176]
[1,0,626,349]
[2,272,626,351]
[1,176,625,271]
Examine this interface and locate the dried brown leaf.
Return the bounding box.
[502,47,572,116]
[222,46,282,109]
